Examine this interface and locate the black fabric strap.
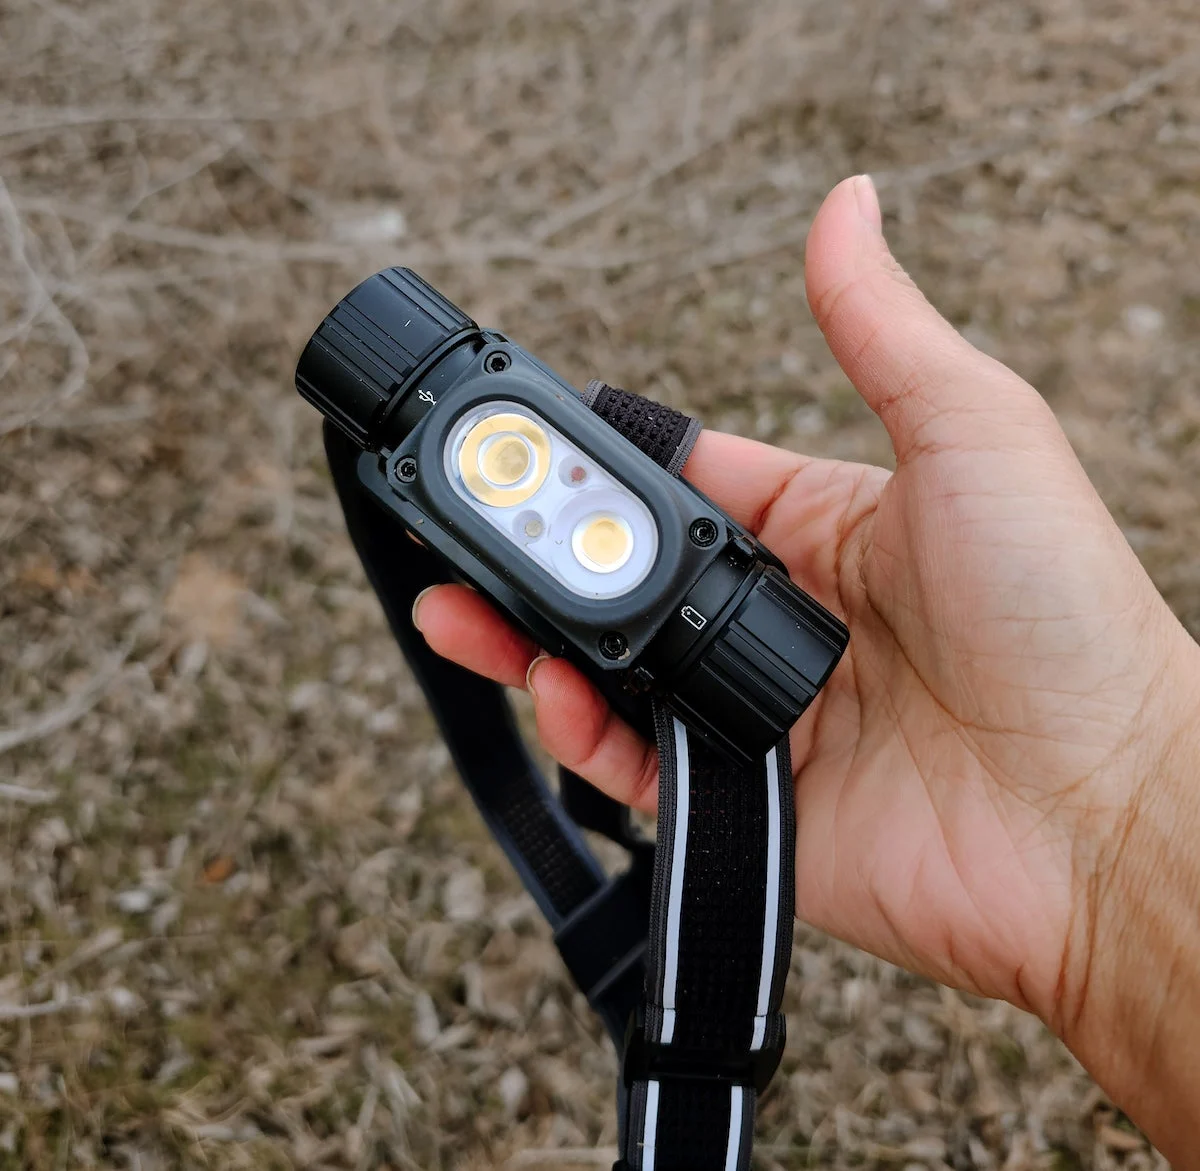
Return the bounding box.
[324,382,794,1171]
[584,381,703,477]
[618,714,793,1171]
[325,423,647,1045]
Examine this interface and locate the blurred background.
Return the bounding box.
[1,0,1198,1166]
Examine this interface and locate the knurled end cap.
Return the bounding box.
[295,267,476,448]
[673,567,849,761]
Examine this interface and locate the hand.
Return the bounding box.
[412,177,1200,1143]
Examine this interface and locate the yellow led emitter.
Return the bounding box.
[446,402,659,600]
[457,413,550,506]
[572,514,633,573]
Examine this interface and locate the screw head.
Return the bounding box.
[689,518,719,547]
[599,631,628,661]
[483,350,511,374]
[396,457,418,483]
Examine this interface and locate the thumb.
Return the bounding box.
[805,175,1053,462]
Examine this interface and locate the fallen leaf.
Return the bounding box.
[1098,1124,1146,1152]
[64,567,97,594]
[201,855,236,884]
[18,556,60,591]
[165,553,245,646]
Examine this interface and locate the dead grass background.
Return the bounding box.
[1,0,1198,1167]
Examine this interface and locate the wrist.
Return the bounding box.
[1054,626,1200,1159]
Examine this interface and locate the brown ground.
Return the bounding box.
[1,0,1198,1167]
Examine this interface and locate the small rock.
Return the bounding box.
[841,977,878,1021]
[175,640,208,680]
[223,871,251,895]
[428,1022,476,1052]
[442,868,485,923]
[32,817,71,853]
[27,875,57,917]
[388,786,423,836]
[902,1012,942,1052]
[780,350,806,377]
[791,405,825,435]
[0,1073,18,1096]
[366,708,400,735]
[412,991,440,1047]
[150,898,180,935]
[903,1136,947,1161]
[340,693,372,722]
[105,987,144,1018]
[114,888,155,915]
[497,1066,528,1118]
[967,1136,994,1168]
[332,208,407,244]
[287,681,327,714]
[154,1054,193,1085]
[165,835,189,872]
[461,962,485,1017]
[1123,304,1165,338]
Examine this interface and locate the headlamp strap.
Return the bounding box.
[582,382,795,1170]
[323,382,794,1171]
[616,709,792,1171]
[326,420,650,1044]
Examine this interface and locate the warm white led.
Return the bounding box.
[445,402,659,600]
[572,513,634,573]
[456,412,549,506]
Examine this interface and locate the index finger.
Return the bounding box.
[681,430,809,534]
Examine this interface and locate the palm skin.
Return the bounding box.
[412,176,1198,1047]
[758,424,1171,1025]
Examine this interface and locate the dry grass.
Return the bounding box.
[1,0,1198,1166]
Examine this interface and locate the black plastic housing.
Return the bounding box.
[295,268,848,764]
[296,268,475,446]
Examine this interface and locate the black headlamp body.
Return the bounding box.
[297,268,847,764]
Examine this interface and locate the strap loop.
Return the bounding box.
[554,870,651,1004]
[621,1010,785,1094]
[584,380,702,475]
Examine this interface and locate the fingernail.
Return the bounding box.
[526,654,552,698]
[853,174,882,234]
[411,585,436,632]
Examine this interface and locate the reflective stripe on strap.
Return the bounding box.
[621,714,791,1171]
[640,1082,748,1171]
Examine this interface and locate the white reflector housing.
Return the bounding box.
[445,402,659,600]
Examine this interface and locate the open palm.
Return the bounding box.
[413,177,1188,1032]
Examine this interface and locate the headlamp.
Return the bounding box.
[296,268,847,765]
[298,268,851,1171]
